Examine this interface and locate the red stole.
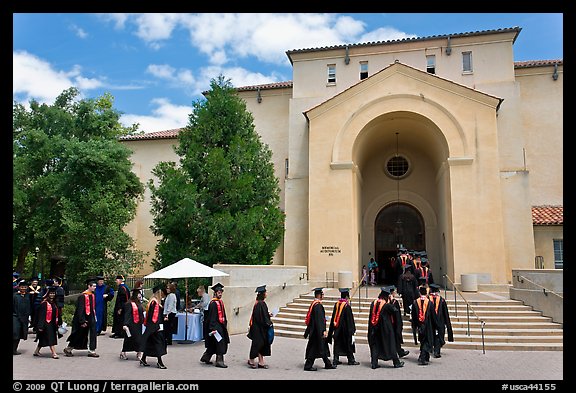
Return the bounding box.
[82,291,94,315]
[131,301,140,323]
[305,299,321,326]
[370,299,385,326]
[333,299,348,328]
[145,299,160,326]
[212,298,226,324]
[417,295,430,323]
[44,301,57,323]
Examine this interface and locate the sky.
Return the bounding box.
[13,13,563,134]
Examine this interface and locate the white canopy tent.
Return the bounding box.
[144,257,229,343]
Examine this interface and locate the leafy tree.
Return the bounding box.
[13,87,145,281]
[149,76,285,268]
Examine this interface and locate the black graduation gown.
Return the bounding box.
[367,299,398,361]
[13,292,31,340]
[429,293,454,349]
[35,299,60,347]
[304,300,330,360]
[398,272,418,314]
[248,300,273,359]
[112,283,130,335]
[141,299,167,357]
[327,300,356,357]
[122,300,144,352]
[411,295,435,354]
[390,298,405,351]
[205,298,230,355]
[67,291,97,350]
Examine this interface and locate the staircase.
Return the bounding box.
[271,289,563,351]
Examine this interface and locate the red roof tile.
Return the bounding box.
[532,206,563,225]
[119,128,182,141]
[515,60,563,68]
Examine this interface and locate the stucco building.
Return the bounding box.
[120,26,563,289]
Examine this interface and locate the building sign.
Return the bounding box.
[320,246,341,256]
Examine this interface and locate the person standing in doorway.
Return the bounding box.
[247,285,273,369]
[368,256,378,285]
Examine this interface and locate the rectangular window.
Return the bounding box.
[360,61,368,80]
[285,158,289,178]
[327,64,336,84]
[462,51,473,73]
[553,239,563,269]
[426,55,436,74]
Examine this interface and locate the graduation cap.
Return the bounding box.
[421,258,429,266]
[379,286,393,297]
[96,275,105,281]
[18,279,29,287]
[85,278,97,286]
[429,283,441,292]
[211,283,224,292]
[418,276,428,284]
[255,285,267,293]
[30,276,39,282]
[52,276,62,285]
[338,288,350,297]
[313,287,324,296]
[44,278,54,286]
[115,274,125,281]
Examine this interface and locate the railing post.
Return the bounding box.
[466,304,470,336]
[481,321,486,354]
[454,286,458,317]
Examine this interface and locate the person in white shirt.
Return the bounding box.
[195,286,211,340]
[162,283,178,345]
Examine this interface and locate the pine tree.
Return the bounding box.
[150,76,285,268]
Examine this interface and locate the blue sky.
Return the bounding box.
[13,13,563,134]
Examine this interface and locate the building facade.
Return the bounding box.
[121,27,563,288]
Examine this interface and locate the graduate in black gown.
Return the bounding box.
[200,283,231,368]
[64,278,99,358]
[33,286,61,359]
[327,288,359,366]
[13,279,31,355]
[389,286,410,359]
[411,285,435,365]
[303,288,337,371]
[111,274,130,338]
[140,284,167,369]
[367,286,404,369]
[428,283,453,358]
[120,289,144,361]
[398,265,418,316]
[247,285,273,369]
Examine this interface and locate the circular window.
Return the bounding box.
[385,155,410,179]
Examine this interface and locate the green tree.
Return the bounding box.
[13,87,145,281]
[149,76,285,268]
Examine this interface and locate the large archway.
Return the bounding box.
[374,203,425,284]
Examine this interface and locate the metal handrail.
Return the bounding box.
[516,275,563,299]
[443,274,487,354]
[350,272,369,312]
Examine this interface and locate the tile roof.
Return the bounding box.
[515,60,563,68]
[286,27,522,57]
[119,128,181,141]
[532,206,563,225]
[236,81,293,92]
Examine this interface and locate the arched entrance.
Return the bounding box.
[374,203,425,284]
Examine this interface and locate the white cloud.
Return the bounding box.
[70,24,88,39]
[103,13,412,67]
[120,98,191,133]
[13,51,78,105]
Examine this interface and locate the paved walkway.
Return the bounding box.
[13,289,564,387]
[13,328,563,383]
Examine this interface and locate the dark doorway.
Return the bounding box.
[374,203,425,284]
